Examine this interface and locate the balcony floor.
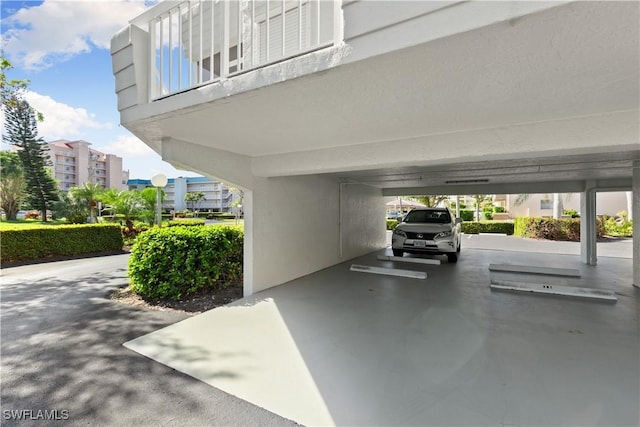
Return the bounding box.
[125,240,638,426]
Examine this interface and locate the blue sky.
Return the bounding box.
[1,0,199,179]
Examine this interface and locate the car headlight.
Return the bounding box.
[393,228,407,237]
[434,230,452,239]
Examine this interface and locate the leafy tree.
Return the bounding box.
[185,191,206,211]
[140,187,165,225]
[470,195,490,221]
[53,191,89,224]
[70,182,104,223]
[227,186,245,222]
[2,100,59,221]
[0,151,25,220]
[412,195,449,208]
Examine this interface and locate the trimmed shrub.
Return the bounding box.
[1,224,123,263]
[459,209,474,221]
[564,209,580,218]
[493,206,505,213]
[167,219,206,227]
[513,217,604,241]
[461,221,514,235]
[386,219,398,230]
[128,225,243,299]
[210,213,237,220]
[602,215,633,237]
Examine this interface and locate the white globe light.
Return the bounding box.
[151,174,168,187]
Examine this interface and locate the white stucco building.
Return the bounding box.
[504,191,633,219]
[112,1,639,295]
[127,176,234,212]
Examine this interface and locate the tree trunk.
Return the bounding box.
[552,193,563,219]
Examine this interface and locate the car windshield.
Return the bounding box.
[404,210,451,224]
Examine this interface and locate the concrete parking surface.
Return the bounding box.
[1,236,637,426]
[126,238,638,426]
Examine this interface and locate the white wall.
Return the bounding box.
[506,192,630,218]
[244,175,385,295]
[162,139,386,295]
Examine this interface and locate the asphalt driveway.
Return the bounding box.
[0,254,295,426]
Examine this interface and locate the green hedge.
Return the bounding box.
[386,219,398,230]
[602,216,633,237]
[513,217,605,241]
[167,219,206,227]
[1,224,123,263]
[461,221,514,235]
[459,209,474,221]
[128,225,243,300]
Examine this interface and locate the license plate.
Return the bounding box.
[413,240,426,247]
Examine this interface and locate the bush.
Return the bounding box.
[602,215,633,237]
[1,224,123,263]
[459,209,474,221]
[493,206,505,213]
[24,211,40,220]
[121,221,150,245]
[513,217,604,241]
[564,209,580,218]
[167,219,206,227]
[212,213,237,220]
[461,221,514,235]
[386,219,398,230]
[128,225,243,300]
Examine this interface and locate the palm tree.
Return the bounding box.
[101,189,144,222]
[70,182,103,223]
[185,191,206,212]
[471,194,490,221]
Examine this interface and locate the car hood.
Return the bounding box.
[397,223,453,232]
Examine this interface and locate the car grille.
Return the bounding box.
[406,232,437,240]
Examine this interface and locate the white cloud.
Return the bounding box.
[3,0,153,71]
[24,91,112,139]
[100,134,156,157]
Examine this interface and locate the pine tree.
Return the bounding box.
[2,100,59,221]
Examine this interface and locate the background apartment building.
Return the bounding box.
[47,139,129,191]
[127,176,235,212]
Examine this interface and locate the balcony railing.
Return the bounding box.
[146,0,340,100]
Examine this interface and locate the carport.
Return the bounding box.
[125,237,638,426]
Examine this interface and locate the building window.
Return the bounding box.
[540,199,553,210]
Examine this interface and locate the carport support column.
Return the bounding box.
[633,161,640,288]
[580,181,597,266]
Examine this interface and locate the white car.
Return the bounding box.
[391,208,462,262]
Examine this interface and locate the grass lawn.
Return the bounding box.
[0,219,67,229]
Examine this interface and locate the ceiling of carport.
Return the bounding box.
[329,150,639,196]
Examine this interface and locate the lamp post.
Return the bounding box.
[151,174,168,227]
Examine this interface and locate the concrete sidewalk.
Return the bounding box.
[0,255,295,426]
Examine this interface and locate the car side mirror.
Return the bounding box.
[455,217,463,224]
